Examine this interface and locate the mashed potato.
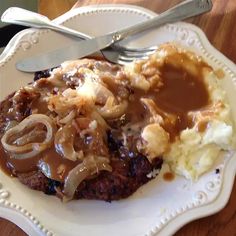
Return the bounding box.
[164,69,235,180]
[125,43,235,181]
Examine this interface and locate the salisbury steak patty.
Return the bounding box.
[18,155,162,201]
[0,91,162,201]
[0,57,168,202]
[3,86,163,201]
[75,156,162,201]
[14,108,162,201]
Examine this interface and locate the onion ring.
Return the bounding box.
[1,114,56,159]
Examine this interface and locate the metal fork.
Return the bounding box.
[1,7,158,64]
[103,45,158,64]
[1,0,213,65]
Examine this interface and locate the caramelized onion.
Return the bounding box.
[10,150,45,160]
[77,78,117,105]
[54,122,83,162]
[63,155,112,201]
[38,160,51,178]
[94,82,115,104]
[59,110,76,124]
[90,110,109,130]
[15,128,46,146]
[49,89,82,115]
[4,120,19,132]
[1,114,56,159]
[98,98,128,119]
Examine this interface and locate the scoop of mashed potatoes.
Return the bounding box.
[125,43,235,181]
[164,69,235,180]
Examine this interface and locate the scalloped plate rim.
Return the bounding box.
[0,4,235,236]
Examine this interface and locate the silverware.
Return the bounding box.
[2,0,213,72]
[102,45,158,65]
[1,7,89,40]
[1,7,159,65]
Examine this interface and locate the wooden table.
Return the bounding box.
[0,0,236,235]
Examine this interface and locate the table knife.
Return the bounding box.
[15,0,213,72]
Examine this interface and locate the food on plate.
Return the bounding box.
[0,43,234,202]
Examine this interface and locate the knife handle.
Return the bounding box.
[113,0,213,41]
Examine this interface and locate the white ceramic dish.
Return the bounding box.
[0,4,236,236]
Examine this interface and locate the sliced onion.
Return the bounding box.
[48,73,67,88]
[93,82,115,104]
[77,78,116,104]
[48,88,91,115]
[79,120,98,138]
[98,99,128,119]
[38,160,51,179]
[90,110,109,130]
[63,155,112,201]
[11,149,44,160]
[1,114,56,159]
[15,128,46,146]
[59,110,76,124]
[4,120,18,132]
[54,122,83,162]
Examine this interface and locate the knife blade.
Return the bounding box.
[16,0,213,72]
[16,34,114,72]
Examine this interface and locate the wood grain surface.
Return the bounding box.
[38,0,77,19]
[0,0,236,235]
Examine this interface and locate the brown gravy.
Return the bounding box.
[163,172,175,182]
[0,143,78,181]
[0,51,211,181]
[39,148,78,181]
[157,64,209,113]
[197,120,209,133]
[155,63,209,138]
[0,145,12,176]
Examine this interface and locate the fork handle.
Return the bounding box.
[114,0,213,40]
[1,7,91,40]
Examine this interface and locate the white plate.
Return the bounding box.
[0,4,236,236]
